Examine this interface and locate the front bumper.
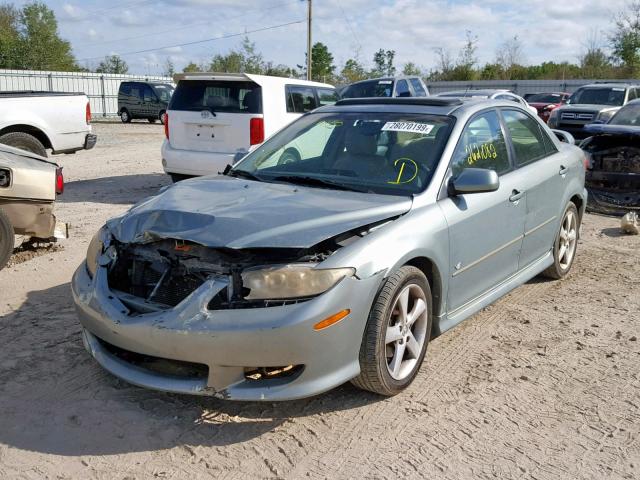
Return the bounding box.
[161,140,237,176]
[72,262,384,401]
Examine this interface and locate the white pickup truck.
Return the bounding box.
[0,91,97,157]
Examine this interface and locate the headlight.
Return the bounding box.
[241,264,355,300]
[86,229,105,278]
[596,109,616,123]
[548,108,560,126]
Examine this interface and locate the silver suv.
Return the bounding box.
[73,97,587,401]
[548,83,640,138]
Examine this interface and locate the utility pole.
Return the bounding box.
[306,0,312,80]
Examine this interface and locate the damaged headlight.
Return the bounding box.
[241,264,355,300]
[86,228,105,278]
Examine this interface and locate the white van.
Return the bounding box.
[161,73,337,180]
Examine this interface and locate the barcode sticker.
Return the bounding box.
[381,122,435,134]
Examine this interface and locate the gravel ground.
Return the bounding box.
[0,122,638,480]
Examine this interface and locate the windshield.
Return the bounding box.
[527,93,564,103]
[609,103,640,126]
[569,88,626,106]
[341,80,395,98]
[153,84,174,102]
[232,112,454,196]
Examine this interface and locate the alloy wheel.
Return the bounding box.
[558,209,577,270]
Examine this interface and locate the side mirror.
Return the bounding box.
[550,129,575,145]
[451,168,500,195]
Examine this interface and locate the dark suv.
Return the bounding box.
[340,76,429,99]
[118,81,174,124]
[548,83,640,139]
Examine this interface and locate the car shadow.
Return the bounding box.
[0,283,384,457]
[600,227,627,238]
[59,173,170,205]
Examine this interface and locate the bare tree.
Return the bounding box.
[580,30,612,78]
[496,35,525,72]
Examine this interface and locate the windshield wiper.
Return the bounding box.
[226,169,262,182]
[270,175,367,192]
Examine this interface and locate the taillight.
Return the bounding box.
[250,117,264,146]
[86,102,91,125]
[583,152,591,170]
[55,167,64,195]
[164,113,169,140]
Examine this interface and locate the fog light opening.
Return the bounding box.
[313,309,351,331]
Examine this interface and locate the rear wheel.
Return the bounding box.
[351,266,432,396]
[120,109,131,123]
[148,117,157,123]
[541,202,579,279]
[0,132,47,157]
[0,208,14,271]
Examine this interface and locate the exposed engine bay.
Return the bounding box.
[581,135,640,215]
[105,220,388,314]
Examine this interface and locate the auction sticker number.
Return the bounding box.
[382,122,435,135]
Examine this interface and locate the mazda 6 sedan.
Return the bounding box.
[72,97,587,401]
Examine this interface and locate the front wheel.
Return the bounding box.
[541,202,579,279]
[120,109,131,123]
[351,266,432,396]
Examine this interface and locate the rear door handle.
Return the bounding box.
[559,165,569,176]
[509,189,524,203]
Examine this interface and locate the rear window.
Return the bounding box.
[341,79,394,99]
[410,78,427,96]
[169,80,262,114]
[286,85,319,113]
[317,87,338,106]
[527,93,564,103]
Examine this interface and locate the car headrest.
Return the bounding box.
[345,129,377,156]
[206,96,238,109]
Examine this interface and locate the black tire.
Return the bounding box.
[0,208,14,271]
[159,111,167,125]
[541,202,580,280]
[169,173,192,183]
[0,132,47,157]
[148,117,157,123]
[277,148,301,165]
[351,266,432,396]
[120,109,132,123]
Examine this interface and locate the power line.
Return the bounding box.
[337,4,362,53]
[81,0,300,49]
[77,19,306,62]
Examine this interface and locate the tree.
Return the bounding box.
[0,5,21,68]
[263,61,297,78]
[163,57,175,77]
[19,2,77,70]
[339,58,367,83]
[496,35,525,79]
[610,1,640,76]
[402,62,422,76]
[372,49,395,77]
[240,36,264,74]
[310,42,335,82]
[452,30,478,80]
[96,54,129,74]
[580,32,613,78]
[209,51,243,72]
[183,62,203,73]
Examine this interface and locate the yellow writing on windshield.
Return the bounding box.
[388,158,418,184]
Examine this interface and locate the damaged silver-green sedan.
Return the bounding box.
[73,97,587,400]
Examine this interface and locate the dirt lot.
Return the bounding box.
[0,122,638,480]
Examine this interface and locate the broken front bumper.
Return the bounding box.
[71,262,384,401]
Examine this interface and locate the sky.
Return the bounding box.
[13,0,631,75]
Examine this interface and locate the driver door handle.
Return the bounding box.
[559,165,569,176]
[509,189,524,203]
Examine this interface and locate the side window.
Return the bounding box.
[502,109,550,166]
[130,84,141,99]
[286,86,318,113]
[395,80,411,97]
[628,88,638,101]
[143,85,155,102]
[409,78,427,96]
[316,87,338,106]
[450,110,510,176]
[120,83,131,95]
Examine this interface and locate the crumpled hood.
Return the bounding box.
[107,176,413,248]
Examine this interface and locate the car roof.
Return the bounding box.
[579,83,637,89]
[317,96,518,118]
[172,72,334,89]
[346,76,421,86]
[437,89,511,97]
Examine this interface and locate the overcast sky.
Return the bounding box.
[14,0,630,75]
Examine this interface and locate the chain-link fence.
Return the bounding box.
[0,69,173,117]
